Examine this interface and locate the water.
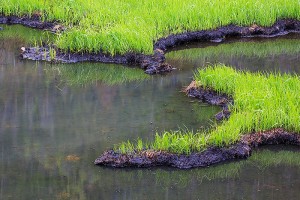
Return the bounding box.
[166,34,300,75]
[1,25,300,199]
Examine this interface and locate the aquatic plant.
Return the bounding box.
[2,0,300,55]
[116,65,300,154]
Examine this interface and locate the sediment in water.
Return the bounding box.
[2,15,300,74]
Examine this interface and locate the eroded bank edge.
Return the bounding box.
[0,15,172,74]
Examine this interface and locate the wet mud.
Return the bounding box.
[95,83,300,168]
[185,81,232,120]
[0,15,173,74]
[2,16,300,74]
[0,15,64,32]
[95,129,300,169]
[21,46,173,75]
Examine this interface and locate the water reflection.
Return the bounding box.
[166,34,300,74]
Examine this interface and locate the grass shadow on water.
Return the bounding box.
[45,63,149,86]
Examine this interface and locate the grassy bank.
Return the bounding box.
[2,0,300,55]
[116,65,300,154]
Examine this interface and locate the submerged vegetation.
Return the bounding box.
[2,0,300,55]
[116,65,300,154]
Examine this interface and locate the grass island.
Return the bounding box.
[95,65,300,168]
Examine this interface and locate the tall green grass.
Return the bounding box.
[1,0,300,55]
[116,65,300,154]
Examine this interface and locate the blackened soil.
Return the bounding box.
[21,46,173,75]
[186,83,232,120]
[0,15,64,32]
[2,16,300,74]
[154,19,300,51]
[0,15,172,74]
[95,128,300,169]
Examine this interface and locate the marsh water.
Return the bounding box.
[0,25,300,199]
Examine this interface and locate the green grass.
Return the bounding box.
[116,65,300,154]
[1,0,300,55]
[44,63,149,86]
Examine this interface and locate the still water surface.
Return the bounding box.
[0,25,300,199]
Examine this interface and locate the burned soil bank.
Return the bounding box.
[2,15,300,74]
[95,85,300,169]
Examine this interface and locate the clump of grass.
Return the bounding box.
[2,0,300,55]
[116,129,209,155]
[49,46,56,61]
[116,65,300,154]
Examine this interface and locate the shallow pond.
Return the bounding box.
[0,25,300,199]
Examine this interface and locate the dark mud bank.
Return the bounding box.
[95,85,300,168]
[2,15,300,74]
[0,15,63,32]
[0,15,173,75]
[95,129,300,169]
[185,81,232,120]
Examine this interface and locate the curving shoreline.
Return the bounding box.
[95,128,300,169]
[94,85,300,169]
[2,14,300,168]
[2,15,300,74]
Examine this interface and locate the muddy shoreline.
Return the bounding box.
[95,85,300,169]
[95,128,300,169]
[185,81,232,120]
[2,15,300,74]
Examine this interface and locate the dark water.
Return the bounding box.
[1,25,300,200]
